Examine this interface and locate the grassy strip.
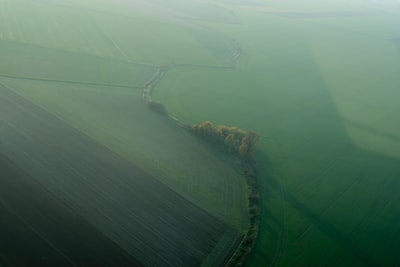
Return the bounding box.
[0,40,156,87]
[201,229,243,267]
[225,160,260,267]
[143,106,261,266]
[185,122,260,266]
[140,45,259,266]
[131,23,253,263]
[0,84,230,267]
[0,74,139,89]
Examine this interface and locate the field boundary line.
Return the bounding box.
[0,74,142,89]
[1,38,159,68]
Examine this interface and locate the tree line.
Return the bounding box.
[142,106,261,266]
[189,121,261,266]
[190,121,259,160]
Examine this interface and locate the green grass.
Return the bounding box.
[0,40,155,87]
[0,0,231,66]
[0,0,121,57]
[0,1,253,264]
[3,0,399,265]
[1,77,249,265]
[153,2,400,266]
[0,84,231,267]
[189,29,239,64]
[91,14,222,66]
[0,0,251,231]
[1,77,248,232]
[145,0,239,23]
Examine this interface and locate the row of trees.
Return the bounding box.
[226,160,260,266]
[144,111,261,265]
[190,121,259,159]
[190,122,261,265]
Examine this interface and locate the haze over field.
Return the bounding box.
[1,0,400,266]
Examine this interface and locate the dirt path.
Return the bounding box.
[138,46,265,267]
[140,44,242,105]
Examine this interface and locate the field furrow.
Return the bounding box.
[0,84,233,267]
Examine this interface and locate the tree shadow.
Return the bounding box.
[252,34,400,266]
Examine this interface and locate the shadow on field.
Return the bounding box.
[251,39,400,266]
[281,184,379,267]
[343,118,400,143]
[0,85,229,267]
[257,149,386,267]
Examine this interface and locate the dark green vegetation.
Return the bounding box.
[174,120,261,266]
[151,1,400,266]
[190,121,259,159]
[2,0,400,266]
[227,164,260,267]
[0,40,155,87]
[0,0,250,265]
[0,152,141,267]
[0,84,231,267]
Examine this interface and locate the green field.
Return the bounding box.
[153,1,400,266]
[0,149,142,266]
[0,85,234,267]
[0,40,155,87]
[0,0,251,266]
[2,0,400,266]
[1,77,248,231]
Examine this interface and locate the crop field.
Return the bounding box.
[0,40,155,87]
[0,0,236,67]
[0,84,240,267]
[152,1,400,266]
[0,152,141,266]
[2,0,399,266]
[0,0,251,266]
[0,0,121,58]
[92,14,222,66]
[1,77,248,231]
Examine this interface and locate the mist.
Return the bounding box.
[0,0,399,266]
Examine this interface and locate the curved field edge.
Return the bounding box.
[0,0,254,264]
[0,84,234,267]
[0,77,249,264]
[153,3,400,267]
[142,99,261,264]
[144,67,260,267]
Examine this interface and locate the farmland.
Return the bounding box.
[0,84,239,267]
[0,151,141,267]
[5,76,249,230]
[2,0,400,266]
[0,0,251,266]
[153,1,400,266]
